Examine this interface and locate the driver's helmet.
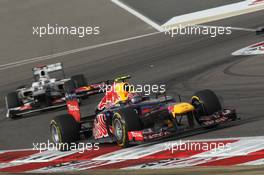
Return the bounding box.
[114,82,132,101]
[39,69,50,82]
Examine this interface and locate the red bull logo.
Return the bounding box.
[93,114,113,139]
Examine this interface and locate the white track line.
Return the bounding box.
[194,25,257,32]
[162,0,264,29]
[111,0,163,32]
[111,0,264,31]
[1,0,262,71]
[0,31,160,71]
[111,0,262,33]
[0,24,257,72]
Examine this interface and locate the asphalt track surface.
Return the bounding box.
[0,0,155,65]
[0,1,264,150]
[121,0,242,24]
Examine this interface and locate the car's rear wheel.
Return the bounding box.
[64,79,76,94]
[112,108,142,147]
[50,114,80,151]
[71,74,87,88]
[34,94,52,106]
[6,92,21,108]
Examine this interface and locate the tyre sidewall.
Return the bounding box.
[193,89,222,115]
[50,114,80,150]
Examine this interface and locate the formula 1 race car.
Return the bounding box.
[5,63,106,118]
[256,27,264,35]
[50,76,237,149]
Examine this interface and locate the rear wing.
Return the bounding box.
[86,75,132,90]
[32,62,65,80]
[65,75,132,98]
[114,75,131,82]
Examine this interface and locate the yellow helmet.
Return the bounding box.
[114,82,131,101]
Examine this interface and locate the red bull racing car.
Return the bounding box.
[50,76,237,149]
[5,63,107,118]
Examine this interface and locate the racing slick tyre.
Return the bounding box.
[112,108,142,147]
[50,114,80,151]
[64,79,76,94]
[71,74,87,88]
[45,88,53,106]
[6,92,21,108]
[192,89,222,128]
[6,92,21,118]
[34,94,52,106]
[192,89,222,115]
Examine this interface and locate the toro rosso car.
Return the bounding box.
[5,63,106,118]
[50,76,237,148]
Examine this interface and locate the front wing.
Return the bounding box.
[126,108,237,144]
[7,103,66,118]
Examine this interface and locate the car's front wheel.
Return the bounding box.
[191,89,222,128]
[112,108,142,147]
[192,89,222,115]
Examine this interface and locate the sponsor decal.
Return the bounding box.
[19,105,32,111]
[128,131,143,141]
[93,114,110,139]
[97,91,120,110]
[67,100,80,122]
[144,131,171,140]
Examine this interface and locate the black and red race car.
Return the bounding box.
[50,76,237,149]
